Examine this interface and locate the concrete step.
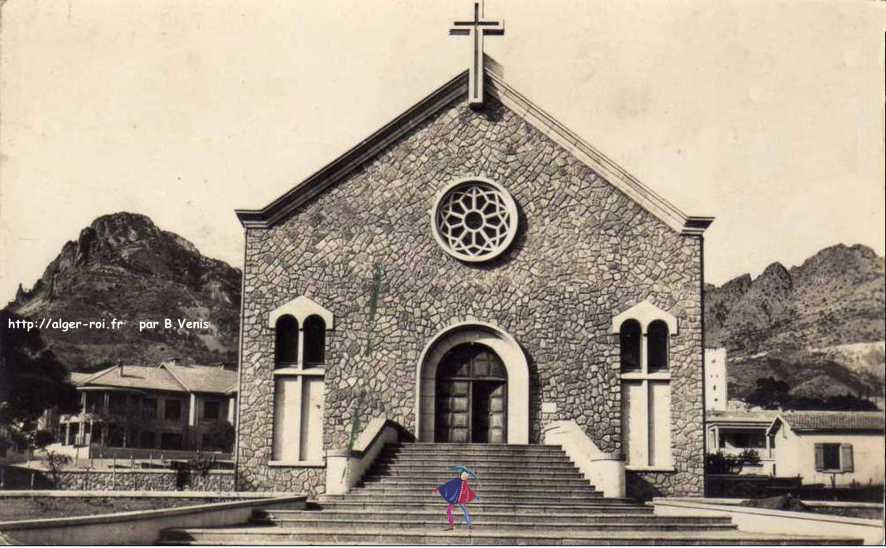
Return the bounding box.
[360,478,594,489]
[376,455,574,465]
[249,517,739,533]
[369,463,582,473]
[398,443,560,450]
[349,485,603,497]
[322,493,612,504]
[254,509,734,527]
[385,448,568,457]
[362,470,586,481]
[159,526,861,545]
[312,501,650,513]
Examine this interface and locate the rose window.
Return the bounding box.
[431,178,518,262]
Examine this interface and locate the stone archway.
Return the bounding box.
[415,322,529,444]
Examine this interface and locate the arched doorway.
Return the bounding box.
[415,321,529,444]
[435,343,507,443]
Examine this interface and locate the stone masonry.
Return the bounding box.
[236,94,705,498]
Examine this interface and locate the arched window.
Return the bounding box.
[303,315,326,368]
[268,296,333,465]
[612,301,677,471]
[647,320,669,371]
[274,316,299,367]
[619,320,642,372]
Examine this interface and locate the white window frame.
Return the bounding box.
[268,296,332,467]
[614,300,677,472]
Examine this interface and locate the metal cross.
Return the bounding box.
[449,1,504,107]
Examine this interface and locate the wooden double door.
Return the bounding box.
[435,343,507,443]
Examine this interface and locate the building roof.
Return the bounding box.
[163,364,238,394]
[706,410,779,426]
[235,57,713,235]
[74,364,237,395]
[69,372,92,386]
[770,411,885,434]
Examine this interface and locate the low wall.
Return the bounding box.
[654,497,883,545]
[326,417,408,496]
[0,495,305,545]
[88,446,232,461]
[55,469,235,491]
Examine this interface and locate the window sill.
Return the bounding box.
[273,368,325,377]
[268,460,326,468]
[619,372,671,381]
[626,465,676,472]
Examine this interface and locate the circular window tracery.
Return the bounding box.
[431,178,518,262]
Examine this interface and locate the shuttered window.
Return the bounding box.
[840,444,854,472]
[815,443,851,472]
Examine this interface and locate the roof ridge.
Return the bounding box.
[78,365,118,386]
[235,59,713,235]
[160,363,192,392]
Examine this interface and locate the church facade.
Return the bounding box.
[233,59,713,499]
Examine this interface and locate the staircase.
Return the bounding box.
[160,443,860,545]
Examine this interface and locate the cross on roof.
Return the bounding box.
[449,1,504,107]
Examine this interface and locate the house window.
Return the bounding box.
[143,398,157,419]
[86,392,104,413]
[719,429,766,449]
[614,302,676,470]
[275,316,299,367]
[140,431,155,449]
[160,432,183,450]
[268,297,332,464]
[303,315,326,367]
[107,425,124,447]
[165,400,182,421]
[816,443,854,472]
[204,401,220,421]
[109,393,127,415]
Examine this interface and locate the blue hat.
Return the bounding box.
[449,465,478,479]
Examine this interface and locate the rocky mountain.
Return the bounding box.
[705,244,885,401]
[6,213,241,372]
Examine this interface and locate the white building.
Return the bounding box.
[706,410,778,475]
[704,347,727,412]
[767,411,885,487]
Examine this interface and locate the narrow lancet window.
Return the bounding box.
[303,315,326,368]
[619,320,642,372]
[647,320,669,371]
[275,315,299,367]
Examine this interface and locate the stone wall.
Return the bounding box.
[53,469,234,492]
[236,94,705,498]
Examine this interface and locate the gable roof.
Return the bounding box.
[74,364,237,395]
[69,372,93,386]
[236,58,713,235]
[163,364,238,394]
[768,411,885,435]
[706,410,779,427]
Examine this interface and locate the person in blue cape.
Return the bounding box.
[432,465,480,530]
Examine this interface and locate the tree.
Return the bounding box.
[202,421,235,452]
[45,451,72,488]
[744,376,878,411]
[0,311,80,449]
[745,377,791,409]
[33,429,56,449]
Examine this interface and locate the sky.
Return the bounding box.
[1,0,884,302]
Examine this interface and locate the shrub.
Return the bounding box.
[202,421,235,452]
[705,450,761,475]
[33,429,55,449]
